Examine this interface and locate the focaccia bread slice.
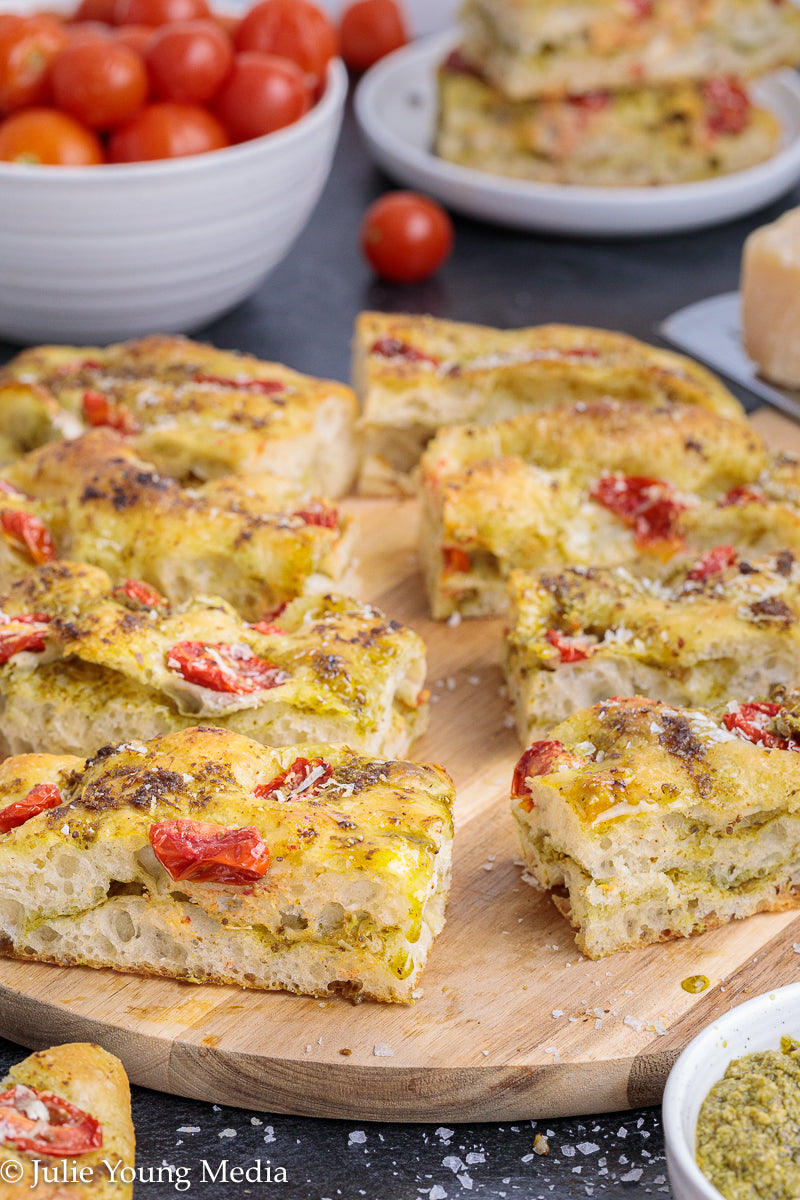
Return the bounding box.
[459,0,800,99]
[420,398,800,618]
[1,334,358,497]
[0,431,353,620]
[437,60,780,186]
[0,1043,135,1199]
[0,561,428,759]
[353,312,742,495]
[0,726,455,1003]
[505,547,800,739]
[511,696,800,958]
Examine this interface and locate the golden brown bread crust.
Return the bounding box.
[0,431,353,620]
[0,1044,134,1200]
[1,335,358,497]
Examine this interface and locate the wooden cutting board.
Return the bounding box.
[1,408,800,1123]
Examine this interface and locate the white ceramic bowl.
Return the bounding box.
[0,58,347,343]
[663,981,800,1200]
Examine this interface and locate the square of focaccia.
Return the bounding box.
[0,726,455,1003]
[505,548,800,740]
[0,430,353,620]
[0,1043,135,1200]
[458,0,800,100]
[511,696,800,959]
[437,61,780,186]
[0,561,428,760]
[353,312,742,495]
[419,398,800,619]
[1,334,358,498]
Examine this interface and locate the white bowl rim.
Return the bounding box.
[0,55,347,181]
[662,980,800,1200]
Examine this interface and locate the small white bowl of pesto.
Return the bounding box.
[663,981,800,1200]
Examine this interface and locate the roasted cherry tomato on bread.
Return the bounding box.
[340,0,407,73]
[0,781,62,833]
[109,100,228,160]
[0,510,56,564]
[149,817,270,883]
[234,0,337,89]
[254,756,333,798]
[360,191,454,284]
[50,38,149,129]
[0,1085,102,1155]
[0,106,104,163]
[215,51,311,140]
[166,639,287,693]
[0,614,51,666]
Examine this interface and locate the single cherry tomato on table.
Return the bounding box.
[146,19,233,103]
[0,1086,102,1155]
[50,39,148,129]
[340,0,407,73]
[108,100,228,160]
[215,51,311,141]
[0,15,69,113]
[360,191,454,283]
[234,0,337,90]
[0,106,104,163]
[113,0,210,26]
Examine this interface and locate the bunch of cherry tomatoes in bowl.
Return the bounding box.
[0,0,408,164]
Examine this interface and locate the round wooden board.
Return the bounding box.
[3,446,800,1122]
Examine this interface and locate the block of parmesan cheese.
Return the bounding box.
[742,207,800,387]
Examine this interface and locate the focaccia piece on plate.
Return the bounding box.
[0,561,428,759]
[459,0,800,99]
[437,59,780,186]
[0,1043,135,1200]
[1,334,358,497]
[352,312,743,495]
[0,726,455,1002]
[419,398,800,618]
[511,696,800,958]
[505,547,800,740]
[0,430,353,620]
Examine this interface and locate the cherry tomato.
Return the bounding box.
[166,639,287,692]
[511,741,584,798]
[0,614,51,666]
[0,1086,102,1156]
[215,51,311,141]
[722,702,788,748]
[253,756,332,799]
[146,19,233,104]
[0,781,61,832]
[293,504,338,527]
[360,191,454,283]
[112,578,164,607]
[234,0,337,89]
[340,0,407,73]
[0,106,104,163]
[687,544,738,581]
[65,20,114,46]
[113,0,210,26]
[114,22,154,53]
[108,100,228,160]
[82,389,139,432]
[50,39,148,129]
[191,371,284,391]
[213,11,239,40]
[149,818,270,883]
[544,629,593,663]
[73,0,118,23]
[0,510,56,562]
[0,15,69,113]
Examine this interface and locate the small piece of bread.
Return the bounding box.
[437,62,780,187]
[0,1043,135,1199]
[458,0,800,99]
[419,398,800,619]
[505,548,800,740]
[0,431,353,620]
[0,726,455,1003]
[511,696,800,958]
[741,206,800,388]
[0,334,358,497]
[0,561,428,760]
[353,313,742,495]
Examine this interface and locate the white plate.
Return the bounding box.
[354,31,800,237]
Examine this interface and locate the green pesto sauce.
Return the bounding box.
[696,1036,800,1200]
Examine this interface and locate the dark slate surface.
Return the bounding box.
[1,82,798,1199]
